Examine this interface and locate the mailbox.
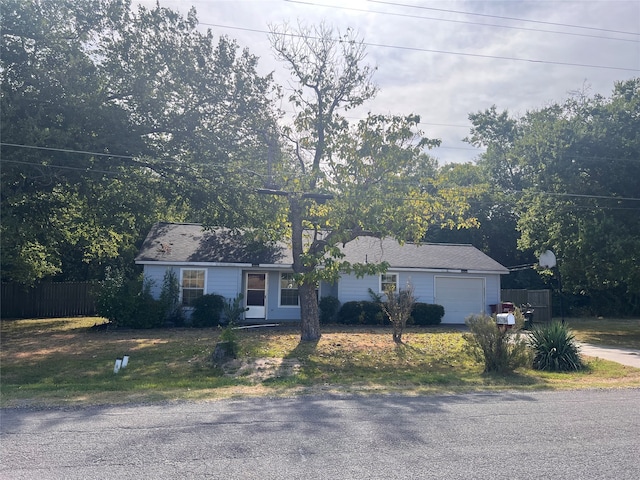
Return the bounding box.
[496,313,515,330]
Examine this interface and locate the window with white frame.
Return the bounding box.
[181,269,205,306]
[380,273,398,293]
[280,272,299,306]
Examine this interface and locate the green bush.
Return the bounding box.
[529,321,584,371]
[319,296,341,324]
[218,323,240,357]
[411,303,444,326]
[463,314,531,373]
[337,301,384,325]
[134,282,165,329]
[221,294,248,325]
[96,269,163,329]
[159,269,183,326]
[190,294,225,327]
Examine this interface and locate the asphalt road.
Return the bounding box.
[1,390,639,480]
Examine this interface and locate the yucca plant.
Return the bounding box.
[529,321,584,371]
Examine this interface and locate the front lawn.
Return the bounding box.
[565,317,640,350]
[1,317,639,407]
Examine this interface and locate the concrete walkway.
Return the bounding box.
[578,342,640,368]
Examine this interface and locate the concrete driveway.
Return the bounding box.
[578,343,640,368]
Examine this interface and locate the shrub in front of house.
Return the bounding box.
[319,296,341,324]
[411,303,444,326]
[337,301,384,325]
[529,321,584,372]
[463,313,531,373]
[159,269,184,327]
[190,294,225,327]
[96,269,164,329]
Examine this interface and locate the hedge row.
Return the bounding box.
[319,297,444,326]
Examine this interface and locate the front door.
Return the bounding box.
[245,273,266,319]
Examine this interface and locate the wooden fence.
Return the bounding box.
[500,289,552,323]
[1,282,98,318]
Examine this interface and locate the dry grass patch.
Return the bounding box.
[2,318,640,408]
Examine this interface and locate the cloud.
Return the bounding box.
[135,0,640,163]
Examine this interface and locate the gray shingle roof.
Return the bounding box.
[338,236,508,273]
[135,223,290,265]
[135,223,508,273]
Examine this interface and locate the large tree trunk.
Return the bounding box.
[288,196,322,342]
[299,281,321,341]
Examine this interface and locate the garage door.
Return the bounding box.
[435,277,485,324]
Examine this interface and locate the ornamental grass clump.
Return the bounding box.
[529,321,584,372]
[463,314,531,374]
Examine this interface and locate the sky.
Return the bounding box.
[136,0,640,164]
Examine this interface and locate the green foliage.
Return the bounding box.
[267,23,476,341]
[159,269,183,326]
[463,314,531,374]
[529,322,584,372]
[1,0,279,284]
[337,301,384,325]
[319,296,341,324]
[190,294,225,328]
[411,303,444,326]
[96,269,163,329]
[218,324,240,358]
[222,294,248,325]
[467,80,640,314]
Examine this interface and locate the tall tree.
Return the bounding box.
[1,1,280,283]
[268,23,475,341]
[424,162,540,288]
[467,79,640,314]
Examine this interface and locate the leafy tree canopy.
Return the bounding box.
[265,23,477,340]
[1,0,279,283]
[466,79,640,314]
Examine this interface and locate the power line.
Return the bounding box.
[0,143,265,175]
[5,157,639,208]
[202,23,640,73]
[513,189,640,202]
[1,143,138,160]
[286,0,640,44]
[1,158,125,176]
[368,0,640,37]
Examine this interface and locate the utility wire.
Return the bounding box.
[368,0,640,37]
[287,0,640,44]
[5,156,639,205]
[202,23,640,72]
[1,142,137,160]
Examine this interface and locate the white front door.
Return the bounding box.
[245,273,266,319]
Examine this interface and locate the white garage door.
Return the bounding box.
[435,277,485,324]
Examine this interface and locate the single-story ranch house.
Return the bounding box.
[135,222,509,324]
